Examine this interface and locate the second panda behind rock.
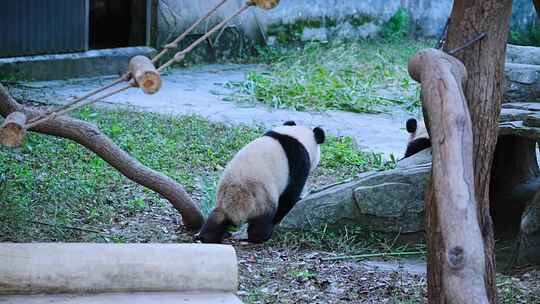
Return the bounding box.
[404,117,431,158]
[199,121,325,244]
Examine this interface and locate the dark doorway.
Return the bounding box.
[89,0,148,49]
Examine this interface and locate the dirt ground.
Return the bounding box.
[81,206,540,304]
[235,245,427,304]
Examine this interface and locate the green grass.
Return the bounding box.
[226,38,432,113]
[0,107,391,242]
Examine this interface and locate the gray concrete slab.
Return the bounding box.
[0,292,242,304]
[8,64,410,159]
[0,47,155,81]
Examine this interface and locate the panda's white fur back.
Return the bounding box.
[272,125,321,170]
[404,118,431,158]
[216,136,289,224]
[215,125,320,225]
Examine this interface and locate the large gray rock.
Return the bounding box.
[507,44,540,66]
[500,106,535,122]
[396,148,431,168]
[280,163,430,233]
[504,63,540,103]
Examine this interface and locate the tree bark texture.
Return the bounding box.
[0,84,204,231]
[409,48,489,304]
[443,1,513,302]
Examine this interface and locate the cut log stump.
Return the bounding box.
[0,111,27,147]
[128,55,162,94]
[252,0,280,9]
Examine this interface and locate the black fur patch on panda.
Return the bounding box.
[314,127,325,144]
[404,137,431,158]
[283,121,297,126]
[264,130,311,225]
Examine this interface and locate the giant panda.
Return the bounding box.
[404,118,431,158]
[199,121,325,244]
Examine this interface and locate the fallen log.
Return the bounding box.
[409,48,488,303]
[0,84,203,231]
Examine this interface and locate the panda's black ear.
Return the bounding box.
[313,127,325,144]
[283,121,296,126]
[406,118,417,133]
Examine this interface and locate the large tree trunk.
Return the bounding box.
[0,84,204,232]
[425,1,513,303]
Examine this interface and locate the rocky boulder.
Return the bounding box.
[280,158,431,234]
[504,63,540,103]
[504,44,540,103]
[507,44,540,66]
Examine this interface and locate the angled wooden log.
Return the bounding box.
[0,111,27,147]
[0,84,203,231]
[128,55,162,94]
[409,48,488,303]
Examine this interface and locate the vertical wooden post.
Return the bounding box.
[409,48,489,304]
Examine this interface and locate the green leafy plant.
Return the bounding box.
[381,8,411,40]
[509,24,540,46]
[227,38,429,113]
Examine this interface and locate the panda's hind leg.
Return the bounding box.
[247,212,275,243]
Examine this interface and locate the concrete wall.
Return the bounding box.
[157,0,537,49]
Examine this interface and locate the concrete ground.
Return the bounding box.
[7,64,411,159]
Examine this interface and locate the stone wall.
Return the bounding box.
[157,0,537,51]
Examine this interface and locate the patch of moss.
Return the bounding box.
[509,23,540,46]
[348,13,375,27]
[160,27,257,66]
[0,68,28,82]
[267,17,338,44]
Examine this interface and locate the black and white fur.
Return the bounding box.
[199,121,325,244]
[404,118,431,158]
